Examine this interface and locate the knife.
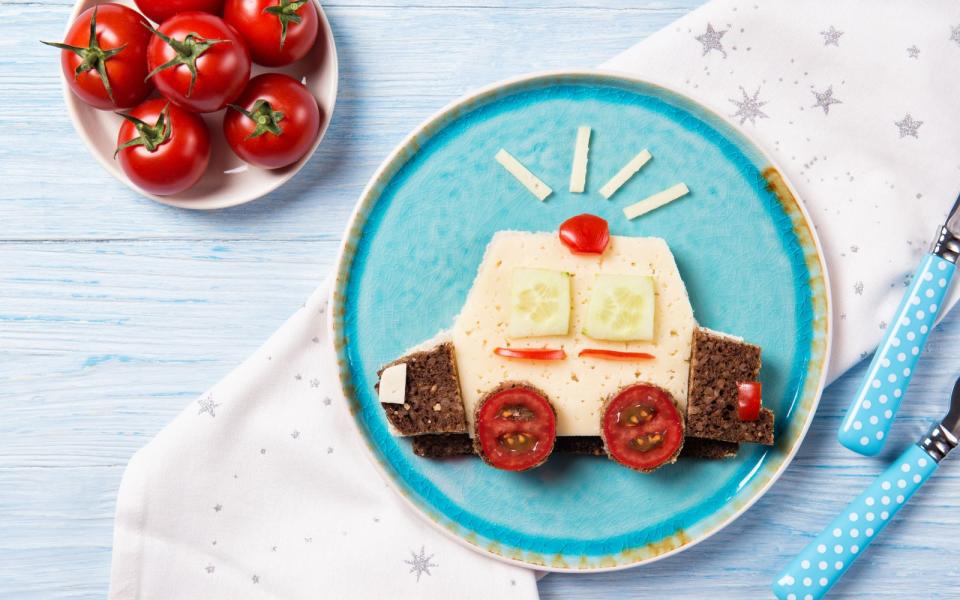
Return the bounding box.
[838,195,960,456]
[774,377,960,599]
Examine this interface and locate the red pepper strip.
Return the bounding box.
[737,381,762,421]
[578,349,655,361]
[494,347,566,360]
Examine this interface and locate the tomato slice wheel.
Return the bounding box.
[601,384,683,472]
[737,381,762,421]
[475,386,557,471]
[559,213,610,255]
[578,349,655,361]
[494,347,566,360]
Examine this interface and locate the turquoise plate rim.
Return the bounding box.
[329,70,833,573]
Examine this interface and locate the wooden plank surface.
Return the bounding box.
[2,0,959,598]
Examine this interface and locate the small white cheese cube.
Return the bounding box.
[378,363,407,404]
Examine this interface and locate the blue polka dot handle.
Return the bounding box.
[772,444,939,600]
[839,254,955,456]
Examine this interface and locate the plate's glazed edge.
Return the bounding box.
[328,69,833,573]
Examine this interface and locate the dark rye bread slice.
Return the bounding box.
[376,342,467,436]
[686,328,774,445]
[681,437,740,459]
[412,434,475,458]
[412,435,738,459]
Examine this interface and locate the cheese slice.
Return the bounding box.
[495,149,552,201]
[569,126,591,193]
[378,363,407,404]
[599,149,652,199]
[623,183,690,220]
[452,231,696,436]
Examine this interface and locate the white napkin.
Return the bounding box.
[603,0,960,380]
[108,284,538,599]
[110,1,960,598]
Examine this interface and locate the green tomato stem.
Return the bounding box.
[144,24,230,98]
[41,7,127,104]
[263,0,307,49]
[229,100,285,139]
[114,104,173,157]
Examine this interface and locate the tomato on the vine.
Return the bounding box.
[223,73,321,169]
[42,4,153,110]
[224,0,319,67]
[134,0,225,25]
[115,99,211,196]
[145,12,251,113]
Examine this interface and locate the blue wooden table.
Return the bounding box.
[2,0,959,597]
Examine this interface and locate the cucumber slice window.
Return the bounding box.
[509,268,571,338]
[584,274,655,341]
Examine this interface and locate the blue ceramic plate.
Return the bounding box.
[331,71,831,571]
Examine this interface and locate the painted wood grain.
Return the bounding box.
[2,0,960,598]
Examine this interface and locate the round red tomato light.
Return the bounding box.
[559,214,610,254]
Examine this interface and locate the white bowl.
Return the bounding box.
[60,0,338,210]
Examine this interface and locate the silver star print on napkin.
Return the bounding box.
[811,85,843,115]
[197,395,219,417]
[820,25,844,46]
[895,113,923,138]
[405,546,438,582]
[729,86,768,126]
[695,23,727,57]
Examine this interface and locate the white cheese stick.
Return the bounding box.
[568,126,591,193]
[378,362,407,404]
[599,149,652,199]
[623,183,690,220]
[495,149,552,201]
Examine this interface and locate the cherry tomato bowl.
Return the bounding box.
[58,0,337,209]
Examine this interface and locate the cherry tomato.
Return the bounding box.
[578,349,655,361]
[493,347,566,361]
[223,73,321,169]
[601,384,683,472]
[737,381,762,421]
[224,0,320,67]
[115,99,211,196]
[134,0,225,25]
[475,386,556,471]
[145,12,251,113]
[559,214,610,255]
[42,4,153,110]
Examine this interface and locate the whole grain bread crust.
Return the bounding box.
[376,342,468,436]
[686,328,775,445]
